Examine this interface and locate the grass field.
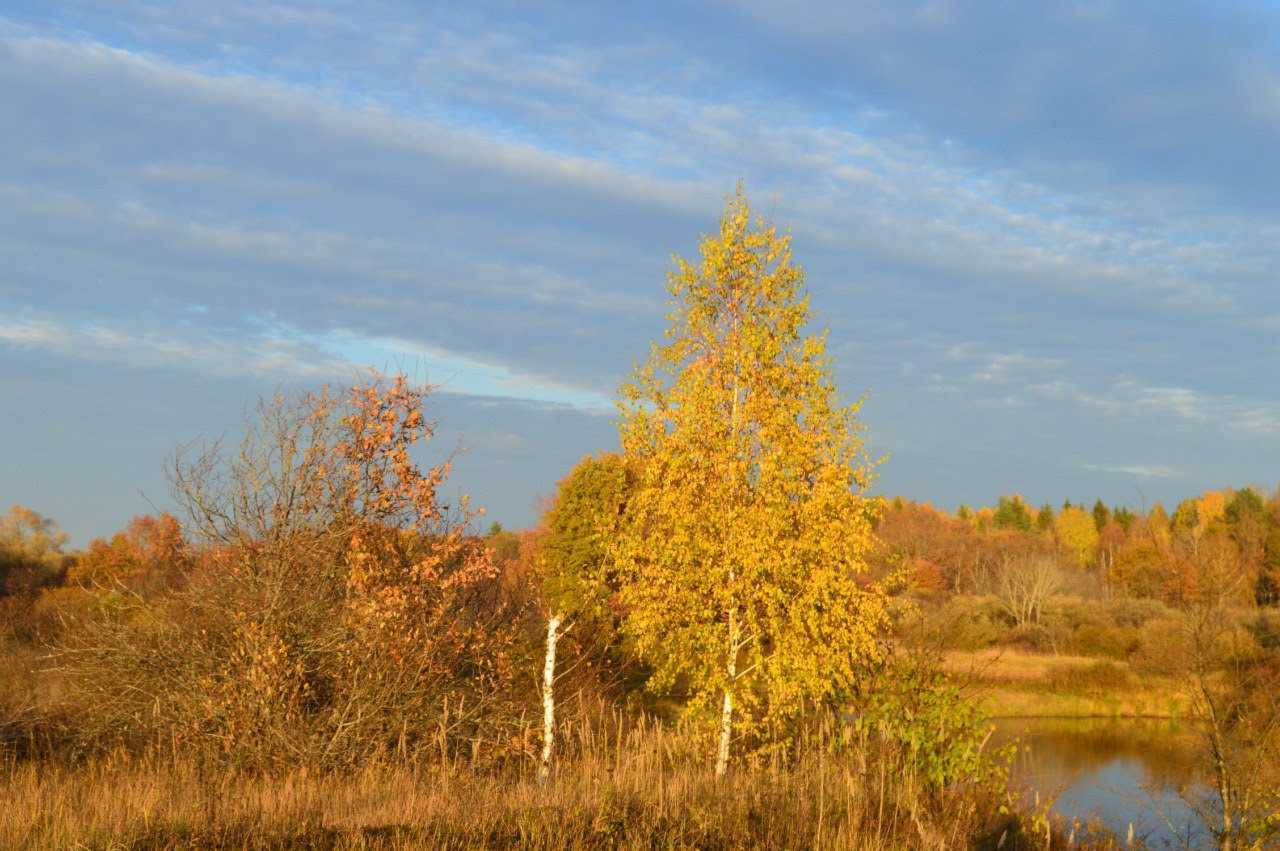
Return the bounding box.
[944,649,1192,719]
[0,733,1125,851]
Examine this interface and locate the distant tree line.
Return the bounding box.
[882,487,1280,608]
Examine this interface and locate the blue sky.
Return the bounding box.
[2,1,1278,544]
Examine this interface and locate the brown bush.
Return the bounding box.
[50,376,538,769]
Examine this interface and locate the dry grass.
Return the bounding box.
[0,715,1125,851]
[944,649,1107,683]
[944,649,1192,719]
[0,636,1136,849]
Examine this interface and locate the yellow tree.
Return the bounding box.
[1147,502,1172,550]
[1197,490,1227,536]
[613,190,890,776]
[1054,505,1099,568]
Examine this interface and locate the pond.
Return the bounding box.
[992,718,1216,849]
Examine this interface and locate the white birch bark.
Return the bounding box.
[538,612,562,782]
[715,611,736,777]
[716,362,742,779]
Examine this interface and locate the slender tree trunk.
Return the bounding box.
[539,612,562,783]
[1211,725,1234,851]
[1198,649,1235,851]
[716,357,742,780]
[716,601,736,778]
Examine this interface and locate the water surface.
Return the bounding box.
[992,718,1215,849]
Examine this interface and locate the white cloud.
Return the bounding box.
[1082,463,1181,479]
[0,317,65,346]
[0,312,612,411]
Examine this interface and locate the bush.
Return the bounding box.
[913,595,1011,651]
[1131,617,1190,676]
[1066,621,1138,659]
[1004,622,1057,653]
[1105,597,1170,628]
[1038,597,1177,659]
[1250,610,1280,651]
[53,377,539,769]
[853,658,1008,789]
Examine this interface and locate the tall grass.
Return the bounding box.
[0,709,1130,850]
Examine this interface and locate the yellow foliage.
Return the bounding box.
[612,189,891,769]
[1196,489,1226,536]
[1054,505,1098,567]
[0,505,68,595]
[973,506,994,531]
[1147,502,1172,550]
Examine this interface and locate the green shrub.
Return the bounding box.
[854,659,1008,789]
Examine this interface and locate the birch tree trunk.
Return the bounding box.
[539,612,562,782]
[715,603,736,777]
[716,365,741,779]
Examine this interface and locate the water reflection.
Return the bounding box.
[992,718,1214,849]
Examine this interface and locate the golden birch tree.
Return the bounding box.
[613,189,890,776]
[1054,505,1099,567]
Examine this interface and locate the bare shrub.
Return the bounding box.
[1175,542,1280,849]
[980,554,1064,629]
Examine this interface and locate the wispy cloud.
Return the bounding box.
[0,318,64,346]
[1082,463,1181,479]
[0,312,612,410]
[2,2,1279,536]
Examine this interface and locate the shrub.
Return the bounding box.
[1004,622,1056,653]
[53,376,537,768]
[1249,610,1280,651]
[853,658,1007,789]
[1066,621,1138,659]
[1105,597,1170,628]
[1131,617,1190,676]
[1040,597,1175,659]
[911,595,1009,651]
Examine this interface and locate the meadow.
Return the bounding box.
[0,703,1120,851]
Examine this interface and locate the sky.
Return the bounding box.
[2,1,1279,545]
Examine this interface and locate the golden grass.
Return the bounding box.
[944,649,1192,719]
[944,649,1106,683]
[0,758,955,849]
[0,716,1129,851]
[0,635,1142,848]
